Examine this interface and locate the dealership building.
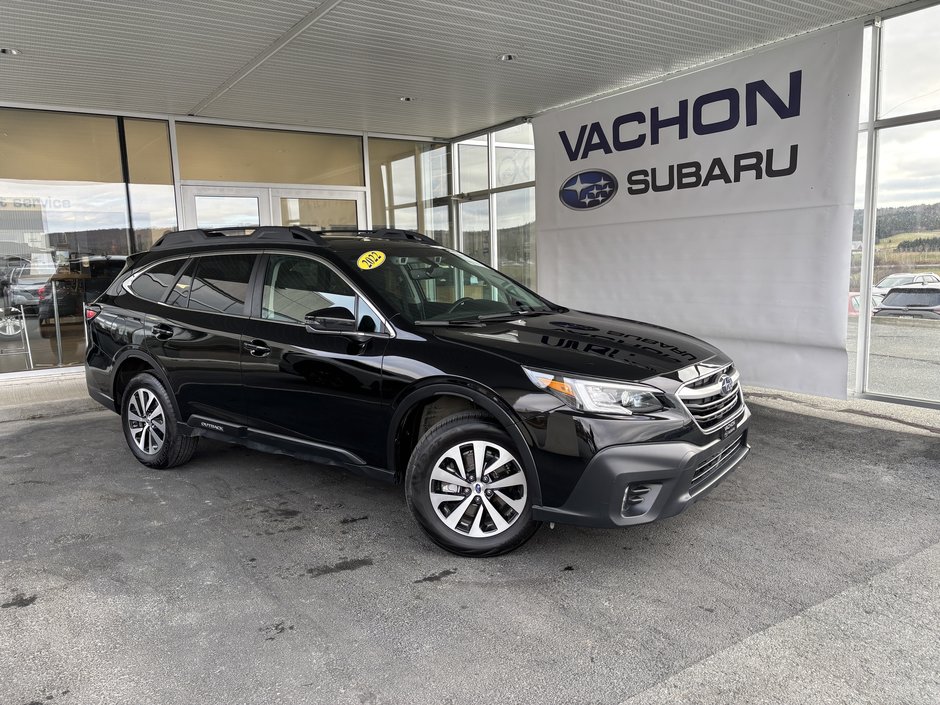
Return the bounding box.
[1,0,938,408]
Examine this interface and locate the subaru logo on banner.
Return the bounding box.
[559,170,618,210]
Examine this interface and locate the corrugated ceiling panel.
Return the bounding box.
[0,0,325,114]
[203,0,902,136]
[0,0,911,136]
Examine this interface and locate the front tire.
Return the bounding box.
[405,411,540,557]
[121,373,198,469]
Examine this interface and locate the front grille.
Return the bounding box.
[677,364,744,433]
[691,437,744,493]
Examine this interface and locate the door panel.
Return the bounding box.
[240,253,388,466]
[143,253,256,426]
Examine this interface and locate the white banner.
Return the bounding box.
[533,24,863,397]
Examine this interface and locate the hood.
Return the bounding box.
[427,309,723,381]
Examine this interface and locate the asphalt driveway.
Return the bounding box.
[1,402,938,705]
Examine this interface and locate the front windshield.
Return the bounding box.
[350,248,552,323]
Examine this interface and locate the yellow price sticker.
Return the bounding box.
[357,250,386,270]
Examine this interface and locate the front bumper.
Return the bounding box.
[532,405,750,528]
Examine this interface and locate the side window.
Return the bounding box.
[129,259,185,302]
[186,254,255,315]
[165,259,195,308]
[261,254,382,332]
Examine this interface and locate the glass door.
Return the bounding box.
[270,188,365,231]
[181,185,365,233]
[180,186,269,231]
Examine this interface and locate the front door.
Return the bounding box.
[239,252,389,467]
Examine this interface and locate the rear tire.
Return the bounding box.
[121,373,198,469]
[405,411,540,557]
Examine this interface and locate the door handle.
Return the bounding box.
[151,323,173,340]
[243,339,271,357]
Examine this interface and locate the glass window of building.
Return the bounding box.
[124,119,177,251]
[452,123,537,287]
[853,7,940,405]
[495,187,536,288]
[367,138,451,244]
[177,123,364,186]
[0,108,131,374]
[879,4,940,119]
[457,139,489,193]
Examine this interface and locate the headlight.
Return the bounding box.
[523,367,665,415]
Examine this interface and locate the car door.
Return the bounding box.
[239,252,389,467]
[142,252,257,429]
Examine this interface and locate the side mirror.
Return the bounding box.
[305,306,357,333]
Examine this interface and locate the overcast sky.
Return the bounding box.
[864,6,940,208]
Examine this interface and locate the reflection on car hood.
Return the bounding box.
[428,310,722,381]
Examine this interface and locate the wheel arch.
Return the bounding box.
[388,379,542,506]
[111,349,179,418]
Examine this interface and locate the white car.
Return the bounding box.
[872,272,940,298]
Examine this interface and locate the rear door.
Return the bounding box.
[239,252,389,467]
[141,252,257,428]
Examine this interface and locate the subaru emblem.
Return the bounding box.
[719,374,734,396]
[559,169,618,210]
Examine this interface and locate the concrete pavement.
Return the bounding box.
[0,395,938,705]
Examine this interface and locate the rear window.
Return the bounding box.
[129,259,185,302]
[881,290,940,307]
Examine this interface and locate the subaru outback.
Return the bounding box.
[85,226,750,556]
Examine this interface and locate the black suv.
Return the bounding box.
[86,227,750,556]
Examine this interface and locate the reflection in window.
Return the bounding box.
[130,259,185,302]
[0,107,131,373]
[194,196,261,229]
[186,255,254,314]
[124,119,177,251]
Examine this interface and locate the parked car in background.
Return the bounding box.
[848,292,883,316]
[9,267,47,315]
[38,255,127,338]
[872,287,940,321]
[872,272,940,298]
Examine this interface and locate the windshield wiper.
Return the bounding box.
[475,308,554,321]
[414,319,485,327]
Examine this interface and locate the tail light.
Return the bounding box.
[85,305,101,321]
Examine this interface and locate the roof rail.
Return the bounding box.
[150,226,327,250]
[321,228,438,244]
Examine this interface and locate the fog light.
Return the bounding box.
[621,482,662,517]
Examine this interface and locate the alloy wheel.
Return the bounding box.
[0,314,23,337]
[126,388,167,455]
[428,440,527,538]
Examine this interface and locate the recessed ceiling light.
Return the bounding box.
[499,53,517,62]
[399,96,416,102]
[0,48,22,56]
